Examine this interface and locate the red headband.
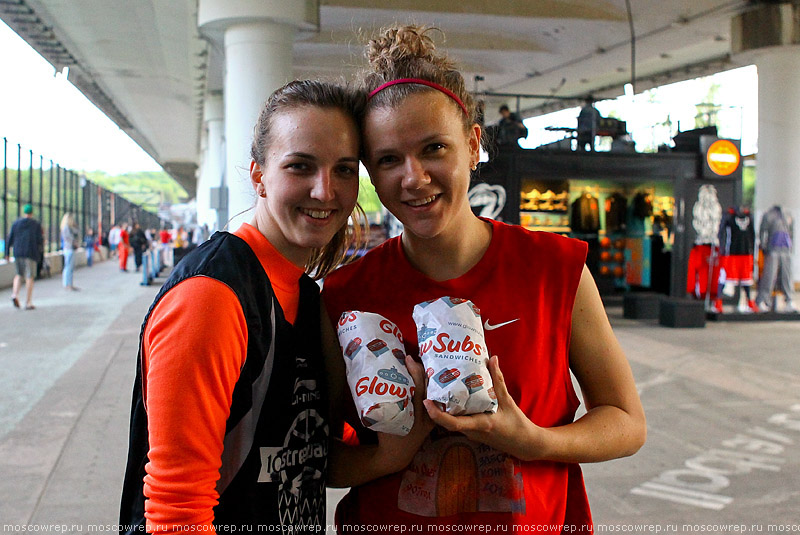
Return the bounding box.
[367,78,469,117]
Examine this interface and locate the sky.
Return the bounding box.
[1,18,758,176]
[0,19,161,175]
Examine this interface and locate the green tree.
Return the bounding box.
[694,81,721,129]
[358,174,382,214]
[84,170,188,212]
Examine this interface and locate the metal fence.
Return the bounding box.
[1,137,167,258]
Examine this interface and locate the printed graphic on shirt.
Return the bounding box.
[259,355,328,532]
[735,215,750,232]
[692,184,722,245]
[397,430,524,517]
[259,409,327,531]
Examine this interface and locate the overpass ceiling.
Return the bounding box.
[1,0,754,195]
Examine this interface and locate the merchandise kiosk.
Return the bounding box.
[468,135,743,301]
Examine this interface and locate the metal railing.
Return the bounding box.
[1,137,167,258]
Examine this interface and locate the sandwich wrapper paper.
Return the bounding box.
[337,311,414,436]
[413,296,498,416]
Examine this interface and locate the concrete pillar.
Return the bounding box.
[198,0,319,232]
[732,2,800,286]
[223,22,294,231]
[197,92,224,232]
[754,47,800,284]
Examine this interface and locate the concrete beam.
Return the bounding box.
[293,48,505,76]
[300,29,549,52]
[319,0,626,22]
[162,161,198,197]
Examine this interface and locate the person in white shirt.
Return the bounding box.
[108,224,122,257]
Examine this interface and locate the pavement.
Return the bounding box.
[1,257,799,533]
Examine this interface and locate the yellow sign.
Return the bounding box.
[706,140,740,176]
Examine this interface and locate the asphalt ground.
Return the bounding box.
[1,257,799,534]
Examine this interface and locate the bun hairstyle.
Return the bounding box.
[250,79,367,279]
[361,25,478,130]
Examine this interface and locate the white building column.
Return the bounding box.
[197,91,224,232]
[223,22,294,230]
[198,0,319,232]
[754,47,800,284]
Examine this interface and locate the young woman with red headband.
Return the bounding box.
[120,80,366,533]
[322,25,646,533]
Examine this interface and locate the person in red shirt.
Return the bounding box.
[158,226,171,267]
[322,25,646,534]
[118,223,130,272]
[120,80,368,533]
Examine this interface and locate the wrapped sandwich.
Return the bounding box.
[413,297,497,416]
[337,311,414,435]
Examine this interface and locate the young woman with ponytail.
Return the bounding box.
[121,80,366,533]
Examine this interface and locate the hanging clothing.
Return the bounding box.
[759,205,793,253]
[604,192,627,234]
[632,192,653,219]
[686,244,721,299]
[718,207,755,285]
[756,205,794,308]
[570,193,600,233]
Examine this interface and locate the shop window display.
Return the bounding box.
[519,179,570,232]
[517,180,674,297]
[471,132,760,309]
[692,203,798,317]
[569,185,671,295]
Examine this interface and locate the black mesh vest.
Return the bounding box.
[119,231,328,533]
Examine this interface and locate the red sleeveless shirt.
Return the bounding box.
[323,219,591,533]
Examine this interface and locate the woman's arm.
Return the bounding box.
[143,277,247,531]
[320,304,434,487]
[424,265,646,463]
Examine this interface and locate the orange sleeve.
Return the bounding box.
[142,276,247,533]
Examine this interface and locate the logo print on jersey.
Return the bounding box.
[258,407,328,531]
[398,431,524,517]
[483,318,520,330]
[292,378,320,406]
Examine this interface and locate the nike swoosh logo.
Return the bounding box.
[483,318,520,330]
